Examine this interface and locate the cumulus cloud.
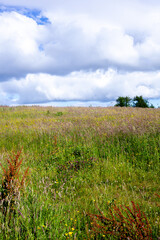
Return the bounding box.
[0,2,160,77]
[0,9,139,80]
[1,69,160,105]
[0,11,51,80]
[0,0,160,104]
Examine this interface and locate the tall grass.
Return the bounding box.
[0,106,160,239]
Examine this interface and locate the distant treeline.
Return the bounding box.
[115,96,154,108]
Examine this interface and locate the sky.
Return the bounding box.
[0,0,160,107]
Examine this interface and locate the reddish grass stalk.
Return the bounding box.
[88,201,153,239]
[155,193,160,199]
[0,148,29,220]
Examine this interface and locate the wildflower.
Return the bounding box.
[72,228,75,231]
[68,232,73,235]
[37,227,41,230]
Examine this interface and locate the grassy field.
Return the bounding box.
[0,106,160,239]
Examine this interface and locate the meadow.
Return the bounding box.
[0,106,160,239]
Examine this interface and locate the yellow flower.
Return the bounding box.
[37,227,41,230]
[72,228,75,231]
[69,232,73,235]
[102,235,105,237]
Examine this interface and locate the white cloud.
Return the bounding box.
[0,0,160,104]
[0,9,140,80]
[0,2,160,77]
[1,69,160,105]
[0,11,50,80]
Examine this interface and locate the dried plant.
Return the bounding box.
[88,201,153,239]
[0,148,29,220]
[155,193,160,199]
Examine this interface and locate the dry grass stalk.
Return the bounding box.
[0,148,29,220]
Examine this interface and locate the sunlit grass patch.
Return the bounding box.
[0,106,159,239]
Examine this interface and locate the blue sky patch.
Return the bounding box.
[38,44,44,51]
[0,4,50,25]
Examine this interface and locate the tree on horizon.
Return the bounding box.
[115,95,154,108]
[115,96,132,107]
[133,96,150,108]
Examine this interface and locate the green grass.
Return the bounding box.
[0,106,160,239]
